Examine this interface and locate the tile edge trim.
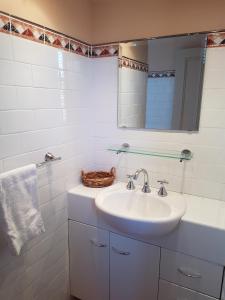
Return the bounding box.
[1,11,225,60]
[0,11,119,58]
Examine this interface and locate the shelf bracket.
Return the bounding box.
[180,149,192,162]
[116,143,130,154]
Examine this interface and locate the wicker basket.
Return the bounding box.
[81,167,116,188]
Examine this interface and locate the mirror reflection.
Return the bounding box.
[118,34,207,131]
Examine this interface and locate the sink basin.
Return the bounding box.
[95,185,186,237]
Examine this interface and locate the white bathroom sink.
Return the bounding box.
[95,185,186,237]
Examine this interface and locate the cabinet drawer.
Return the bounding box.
[160,249,223,298]
[159,280,217,300]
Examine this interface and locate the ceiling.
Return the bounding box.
[90,0,121,3]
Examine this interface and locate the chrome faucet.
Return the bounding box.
[133,168,151,193]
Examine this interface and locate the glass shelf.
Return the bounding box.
[107,145,192,162]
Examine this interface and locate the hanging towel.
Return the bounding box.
[0,164,45,255]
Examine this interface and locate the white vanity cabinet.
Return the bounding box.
[69,221,160,300]
[69,221,110,300]
[110,233,160,300]
[68,186,225,300]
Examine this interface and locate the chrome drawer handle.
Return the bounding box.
[90,239,107,248]
[177,267,202,278]
[112,246,130,255]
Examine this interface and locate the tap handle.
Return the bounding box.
[157,180,168,197]
[157,180,168,185]
[126,174,135,190]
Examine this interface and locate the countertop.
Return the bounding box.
[68,182,225,265]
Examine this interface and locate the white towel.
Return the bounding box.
[0,164,45,255]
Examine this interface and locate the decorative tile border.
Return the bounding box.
[0,12,92,57]
[10,17,45,44]
[0,11,120,58]
[148,70,175,78]
[119,56,148,72]
[0,14,10,32]
[1,11,225,59]
[207,32,225,48]
[91,44,119,57]
[44,29,70,50]
[70,39,89,56]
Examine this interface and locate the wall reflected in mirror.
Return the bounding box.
[118,34,207,131]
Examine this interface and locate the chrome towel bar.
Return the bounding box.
[36,152,62,168]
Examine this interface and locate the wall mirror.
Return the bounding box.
[118,33,207,131]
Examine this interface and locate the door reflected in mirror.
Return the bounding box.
[118,34,207,131]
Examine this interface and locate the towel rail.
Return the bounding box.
[36,152,62,168]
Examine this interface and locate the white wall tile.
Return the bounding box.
[119,68,147,128]
[49,178,66,199]
[203,67,225,89]
[20,128,65,153]
[16,87,66,109]
[183,178,224,200]
[202,88,225,110]
[205,47,225,69]
[0,85,17,110]
[92,57,118,94]
[0,134,21,159]
[67,52,88,73]
[0,60,32,86]
[2,150,45,172]
[34,109,66,129]
[0,33,91,300]
[200,108,225,128]
[12,35,68,70]
[0,110,35,134]
[32,65,60,89]
[0,32,13,60]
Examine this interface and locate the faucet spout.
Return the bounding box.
[133,169,151,193]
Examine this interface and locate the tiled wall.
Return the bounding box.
[118,64,147,128]
[90,47,225,201]
[0,10,225,300]
[0,32,91,300]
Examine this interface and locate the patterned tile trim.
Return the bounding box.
[0,11,120,58]
[148,70,175,78]
[70,39,89,57]
[1,11,225,57]
[44,29,70,51]
[0,12,91,56]
[0,13,10,32]
[119,56,148,72]
[10,18,45,44]
[207,32,225,48]
[91,44,119,57]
